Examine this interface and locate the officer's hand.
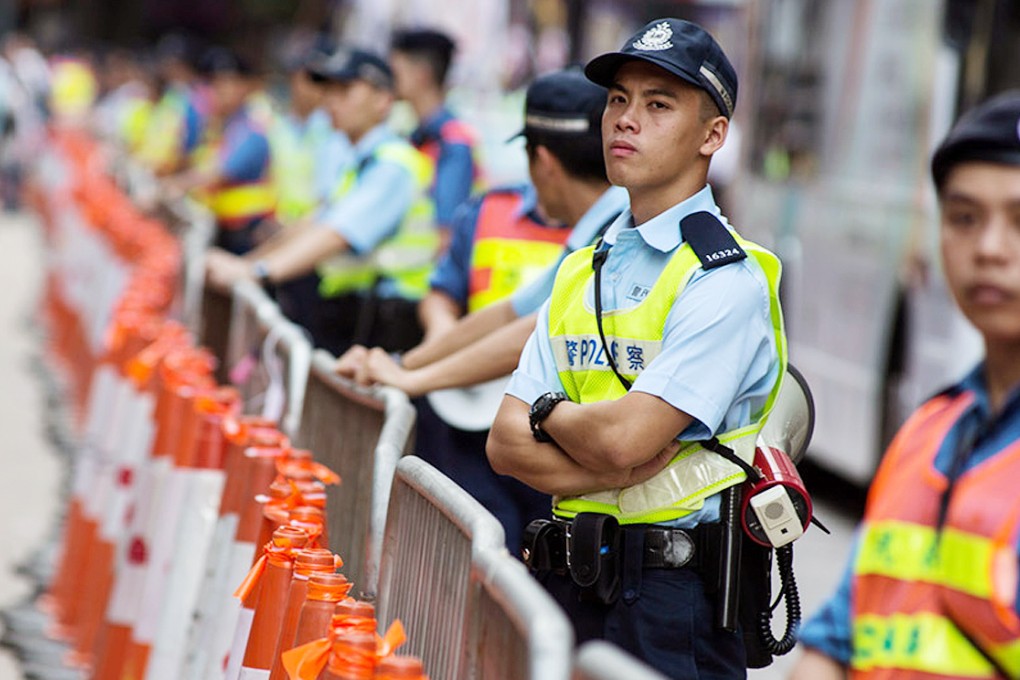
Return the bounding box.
[623,439,680,487]
[334,345,369,381]
[364,348,421,395]
[205,249,253,292]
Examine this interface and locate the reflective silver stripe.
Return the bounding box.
[699,64,734,117]
[525,114,590,133]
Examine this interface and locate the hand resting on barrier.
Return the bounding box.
[205,247,255,292]
[334,345,420,395]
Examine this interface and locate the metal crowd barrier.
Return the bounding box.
[461,549,573,680]
[375,456,507,680]
[159,197,214,333]
[224,280,312,438]
[199,285,233,384]
[293,350,416,597]
[572,641,669,680]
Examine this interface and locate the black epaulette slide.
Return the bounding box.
[681,211,746,269]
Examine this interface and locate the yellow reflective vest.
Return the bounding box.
[317,140,437,300]
[547,219,787,524]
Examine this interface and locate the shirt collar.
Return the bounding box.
[603,184,723,252]
[351,123,394,163]
[954,362,1020,424]
[568,185,629,245]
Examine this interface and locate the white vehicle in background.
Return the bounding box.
[339,0,1019,485]
[730,0,1020,484]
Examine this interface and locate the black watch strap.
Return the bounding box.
[530,392,568,443]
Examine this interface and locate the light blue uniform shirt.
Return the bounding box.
[506,184,779,527]
[510,185,630,317]
[317,123,420,298]
[301,108,350,204]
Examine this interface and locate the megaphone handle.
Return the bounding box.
[715,486,743,632]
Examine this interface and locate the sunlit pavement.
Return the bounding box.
[0,211,59,680]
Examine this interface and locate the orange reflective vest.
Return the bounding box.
[850,391,1020,679]
[416,117,485,197]
[466,190,570,312]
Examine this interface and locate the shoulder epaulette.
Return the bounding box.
[681,211,746,270]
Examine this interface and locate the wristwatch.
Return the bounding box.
[251,259,272,288]
[529,391,568,443]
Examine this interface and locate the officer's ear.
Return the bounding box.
[699,115,728,159]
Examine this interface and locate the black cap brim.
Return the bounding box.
[585,51,702,92]
[306,66,355,84]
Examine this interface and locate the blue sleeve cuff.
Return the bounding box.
[505,370,555,406]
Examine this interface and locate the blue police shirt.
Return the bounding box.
[428,184,546,307]
[410,106,477,228]
[219,105,270,183]
[798,364,1020,664]
[317,123,420,299]
[506,184,779,528]
[509,185,630,317]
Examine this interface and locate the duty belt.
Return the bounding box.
[523,515,705,572]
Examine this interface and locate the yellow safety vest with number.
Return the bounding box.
[546,225,787,524]
[317,140,438,300]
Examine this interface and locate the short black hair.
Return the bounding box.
[390,28,456,86]
[526,128,608,184]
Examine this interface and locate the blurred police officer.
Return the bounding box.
[792,92,1020,680]
[164,47,275,255]
[264,48,349,331]
[390,28,482,248]
[487,18,786,678]
[206,47,437,354]
[341,69,629,552]
[136,34,206,176]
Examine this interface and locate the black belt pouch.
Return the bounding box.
[569,513,621,604]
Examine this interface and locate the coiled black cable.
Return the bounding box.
[757,544,800,655]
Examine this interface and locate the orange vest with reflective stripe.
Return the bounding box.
[417,117,485,195]
[850,391,1020,679]
[466,190,570,312]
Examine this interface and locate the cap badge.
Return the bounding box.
[633,22,673,52]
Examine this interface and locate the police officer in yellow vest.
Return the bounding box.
[342,69,623,553]
[487,19,786,679]
[205,47,437,354]
[163,47,275,255]
[791,93,1020,680]
[136,35,206,177]
[264,49,350,332]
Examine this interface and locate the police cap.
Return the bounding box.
[306,48,394,90]
[931,90,1020,191]
[510,68,606,142]
[199,46,256,78]
[585,18,737,119]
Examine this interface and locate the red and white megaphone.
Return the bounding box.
[741,364,816,548]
